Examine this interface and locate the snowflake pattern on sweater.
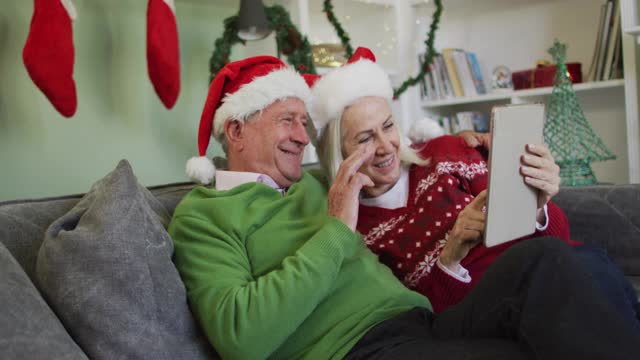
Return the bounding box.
[357,135,574,313]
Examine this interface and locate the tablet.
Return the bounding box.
[484,103,545,248]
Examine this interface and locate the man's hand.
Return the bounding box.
[520,143,560,209]
[439,190,487,272]
[328,146,375,231]
[458,130,491,150]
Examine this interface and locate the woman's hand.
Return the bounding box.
[328,145,375,231]
[457,130,491,150]
[439,190,487,272]
[520,143,560,209]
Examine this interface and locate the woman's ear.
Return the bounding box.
[224,119,245,151]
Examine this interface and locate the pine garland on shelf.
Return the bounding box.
[208,4,316,82]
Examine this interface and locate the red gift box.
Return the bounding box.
[512,63,582,90]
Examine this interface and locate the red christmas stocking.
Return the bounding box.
[22,0,78,118]
[147,0,180,109]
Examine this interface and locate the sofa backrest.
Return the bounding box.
[0,182,195,279]
[1,182,639,281]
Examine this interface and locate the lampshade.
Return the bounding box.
[237,0,272,41]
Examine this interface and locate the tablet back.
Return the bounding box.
[484,103,545,248]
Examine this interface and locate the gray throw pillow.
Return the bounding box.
[36,160,216,360]
[0,242,87,359]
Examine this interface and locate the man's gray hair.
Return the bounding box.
[214,110,263,156]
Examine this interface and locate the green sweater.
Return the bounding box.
[169,171,430,360]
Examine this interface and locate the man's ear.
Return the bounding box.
[224,119,245,151]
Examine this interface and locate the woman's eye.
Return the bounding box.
[358,137,371,144]
[384,122,394,130]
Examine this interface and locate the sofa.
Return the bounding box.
[0,160,639,359]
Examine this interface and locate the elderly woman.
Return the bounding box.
[310,48,639,327]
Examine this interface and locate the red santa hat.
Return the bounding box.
[186,55,312,184]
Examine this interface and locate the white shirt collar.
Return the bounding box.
[359,165,410,209]
[215,170,282,192]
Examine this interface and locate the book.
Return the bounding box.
[438,116,452,134]
[442,48,465,97]
[429,62,443,99]
[453,50,478,97]
[455,112,475,131]
[466,52,487,95]
[609,30,623,79]
[471,112,489,132]
[586,2,607,82]
[424,65,436,100]
[436,55,454,98]
[595,0,614,81]
[602,0,620,80]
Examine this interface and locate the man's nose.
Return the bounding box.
[291,120,310,145]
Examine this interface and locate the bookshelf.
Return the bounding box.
[414,0,639,185]
[620,0,640,184]
[422,79,625,108]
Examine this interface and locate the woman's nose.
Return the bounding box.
[375,135,394,154]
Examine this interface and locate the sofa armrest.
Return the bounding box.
[553,185,640,277]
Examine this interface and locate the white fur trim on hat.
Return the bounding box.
[186,156,216,184]
[408,118,445,145]
[212,67,311,138]
[309,60,392,137]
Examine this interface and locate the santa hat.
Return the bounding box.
[307,47,392,137]
[308,47,444,144]
[186,55,311,184]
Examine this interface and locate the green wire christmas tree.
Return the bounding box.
[544,39,616,186]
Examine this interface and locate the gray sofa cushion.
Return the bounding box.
[0,242,87,359]
[0,196,80,279]
[35,160,216,360]
[554,185,640,276]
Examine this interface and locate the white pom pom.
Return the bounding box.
[408,119,445,145]
[186,156,216,184]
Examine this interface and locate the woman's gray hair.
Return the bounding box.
[315,101,428,185]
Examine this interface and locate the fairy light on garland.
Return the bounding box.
[322,0,354,59]
[209,0,442,99]
[393,0,442,98]
[208,4,316,81]
[322,0,442,98]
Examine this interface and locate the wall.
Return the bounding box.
[0,0,246,201]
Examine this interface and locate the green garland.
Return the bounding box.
[321,0,442,98]
[208,4,316,82]
[209,1,442,99]
[322,0,354,59]
[394,0,442,98]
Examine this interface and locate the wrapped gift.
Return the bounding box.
[512,62,582,90]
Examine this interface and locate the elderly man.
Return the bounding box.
[168,56,639,360]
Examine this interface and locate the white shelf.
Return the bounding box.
[624,25,640,36]
[422,79,625,108]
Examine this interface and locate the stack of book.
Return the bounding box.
[420,49,487,101]
[587,0,623,81]
[437,111,489,135]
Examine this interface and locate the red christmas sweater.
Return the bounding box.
[357,135,579,313]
